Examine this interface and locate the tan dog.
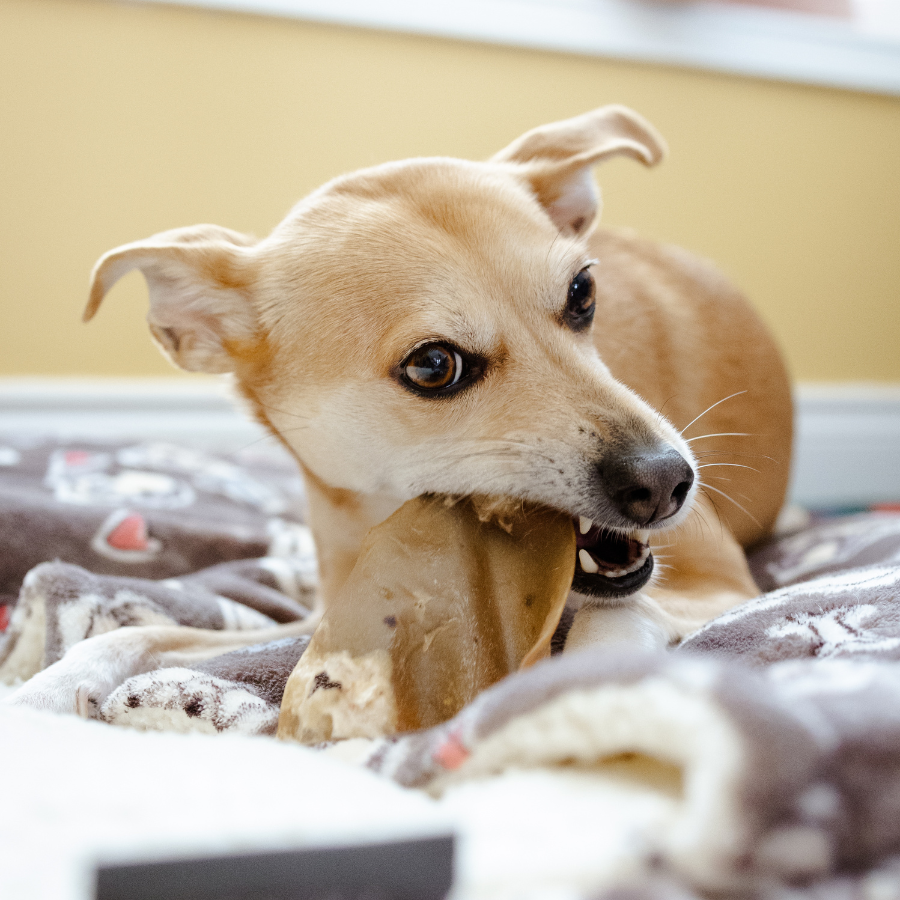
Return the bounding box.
[9,106,791,714]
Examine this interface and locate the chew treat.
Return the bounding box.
[277,495,575,744]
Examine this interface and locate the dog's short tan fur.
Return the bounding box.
[8,106,791,714]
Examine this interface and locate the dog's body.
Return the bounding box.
[6,106,791,715]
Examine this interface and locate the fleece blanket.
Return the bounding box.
[3,436,900,898]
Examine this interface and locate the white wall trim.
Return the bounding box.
[789,383,900,507]
[0,378,265,451]
[131,0,900,96]
[1,378,898,507]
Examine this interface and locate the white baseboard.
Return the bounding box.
[1,378,898,508]
[789,383,900,507]
[0,378,265,450]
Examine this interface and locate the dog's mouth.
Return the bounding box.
[570,517,653,598]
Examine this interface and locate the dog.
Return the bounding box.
[7,105,792,716]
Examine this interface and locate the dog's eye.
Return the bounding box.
[565,268,596,331]
[402,344,464,392]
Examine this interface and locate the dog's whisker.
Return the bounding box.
[545,230,562,265]
[440,447,538,462]
[234,429,304,455]
[434,450,525,465]
[656,395,678,421]
[698,463,761,474]
[685,432,751,443]
[249,400,315,424]
[699,483,761,528]
[433,441,560,467]
[692,450,776,462]
[263,425,314,446]
[679,391,747,436]
[432,452,561,478]
[435,466,558,497]
[710,499,726,541]
[694,500,718,541]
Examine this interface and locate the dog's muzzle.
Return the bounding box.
[598,446,694,527]
[571,445,693,598]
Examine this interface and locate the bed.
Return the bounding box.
[3,434,900,900]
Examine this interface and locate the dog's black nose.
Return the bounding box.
[599,446,694,526]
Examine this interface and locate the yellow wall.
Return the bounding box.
[2,0,899,381]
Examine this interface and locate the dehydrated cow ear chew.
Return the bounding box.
[277,496,575,744]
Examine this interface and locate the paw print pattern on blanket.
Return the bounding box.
[99,636,310,735]
[0,561,280,684]
[680,564,900,665]
[766,603,900,659]
[750,513,900,590]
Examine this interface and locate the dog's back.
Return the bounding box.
[588,226,793,548]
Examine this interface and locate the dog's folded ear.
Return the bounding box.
[492,105,667,236]
[84,225,260,374]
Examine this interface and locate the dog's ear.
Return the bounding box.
[84,225,260,374]
[492,105,666,236]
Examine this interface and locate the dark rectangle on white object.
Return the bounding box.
[94,835,455,900]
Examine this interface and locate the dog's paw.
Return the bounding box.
[564,595,672,654]
[4,639,125,717]
[6,671,106,717]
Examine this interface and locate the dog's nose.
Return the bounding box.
[599,446,694,526]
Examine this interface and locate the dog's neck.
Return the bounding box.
[237,379,400,605]
[298,461,403,608]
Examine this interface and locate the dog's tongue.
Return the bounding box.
[278,497,575,744]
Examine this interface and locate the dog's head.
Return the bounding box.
[86,106,697,600]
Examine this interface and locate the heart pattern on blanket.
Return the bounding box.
[91,508,163,562]
[105,512,151,552]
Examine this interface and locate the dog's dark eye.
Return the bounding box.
[402,344,464,392]
[564,268,596,331]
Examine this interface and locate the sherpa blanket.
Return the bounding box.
[4,436,900,898]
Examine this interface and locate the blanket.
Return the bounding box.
[3,436,900,898]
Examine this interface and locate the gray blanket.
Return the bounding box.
[366,563,900,896]
[3,436,900,897]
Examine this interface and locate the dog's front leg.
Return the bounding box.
[564,594,679,653]
[642,493,761,640]
[5,626,178,717]
[5,620,316,717]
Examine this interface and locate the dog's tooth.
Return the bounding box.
[635,529,650,544]
[578,549,599,574]
[579,516,593,535]
[619,546,651,577]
